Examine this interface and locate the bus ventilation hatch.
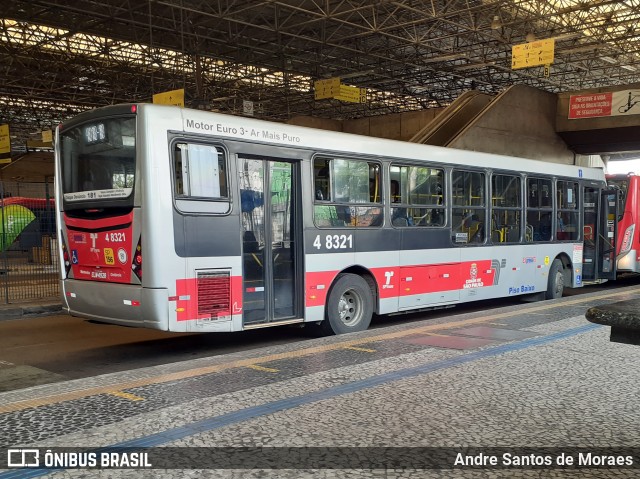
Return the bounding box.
[197,270,231,319]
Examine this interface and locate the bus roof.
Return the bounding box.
[72,103,606,182]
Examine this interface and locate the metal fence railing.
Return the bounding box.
[0,181,59,303]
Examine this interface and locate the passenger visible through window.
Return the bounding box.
[389,165,444,227]
[313,157,382,227]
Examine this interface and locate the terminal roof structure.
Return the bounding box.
[2,0,640,150]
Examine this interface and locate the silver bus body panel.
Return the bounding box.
[62,279,169,330]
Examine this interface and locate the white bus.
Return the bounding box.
[54,103,617,334]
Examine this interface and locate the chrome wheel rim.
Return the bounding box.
[337,288,363,327]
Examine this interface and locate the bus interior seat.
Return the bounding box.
[525,224,534,242]
[462,214,482,242]
[470,222,484,243]
[491,213,502,242]
[507,227,520,242]
[243,231,260,253]
[392,217,408,227]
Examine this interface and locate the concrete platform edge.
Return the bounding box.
[0,302,62,320]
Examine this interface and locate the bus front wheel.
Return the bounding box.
[323,273,373,335]
[546,259,565,300]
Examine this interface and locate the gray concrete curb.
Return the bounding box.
[0,303,63,320]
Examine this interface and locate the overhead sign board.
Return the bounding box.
[334,84,366,103]
[314,78,366,103]
[152,88,185,107]
[0,124,10,159]
[314,77,340,100]
[512,38,555,70]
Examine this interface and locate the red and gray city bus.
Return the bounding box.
[54,103,617,334]
[607,173,640,274]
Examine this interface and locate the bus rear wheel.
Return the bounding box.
[323,273,373,335]
[545,259,565,300]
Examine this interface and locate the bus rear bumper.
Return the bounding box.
[60,279,169,330]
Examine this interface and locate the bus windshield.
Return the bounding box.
[59,116,136,204]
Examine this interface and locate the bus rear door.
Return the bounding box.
[582,187,618,282]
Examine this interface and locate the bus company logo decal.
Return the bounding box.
[91,271,107,280]
[72,233,86,244]
[464,263,484,289]
[383,271,395,289]
[522,257,536,264]
[89,232,99,252]
[491,259,502,285]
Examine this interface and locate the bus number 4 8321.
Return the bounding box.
[106,232,126,242]
[313,234,353,250]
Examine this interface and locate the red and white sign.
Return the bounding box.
[569,90,640,119]
[568,92,613,119]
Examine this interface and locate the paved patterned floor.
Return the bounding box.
[1,287,640,478]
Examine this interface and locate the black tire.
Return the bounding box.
[322,273,373,335]
[545,259,565,300]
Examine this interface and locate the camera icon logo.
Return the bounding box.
[7,449,40,467]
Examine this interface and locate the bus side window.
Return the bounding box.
[556,181,579,241]
[391,164,444,228]
[314,160,330,201]
[452,169,485,243]
[491,174,521,244]
[173,143,228,199]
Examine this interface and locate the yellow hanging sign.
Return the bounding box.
[512,38,555,70]
[0,124,10,157]
[334,84,366,103]
[152,88,185,107]
[314,77,341,100]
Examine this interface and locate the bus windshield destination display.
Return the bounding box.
[84,123,107,145]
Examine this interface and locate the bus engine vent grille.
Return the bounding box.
[197,270,231,319]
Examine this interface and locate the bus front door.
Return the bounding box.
[239,157,301,326]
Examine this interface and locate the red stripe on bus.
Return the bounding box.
[306,260,496,307]
[177,260,496,319]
